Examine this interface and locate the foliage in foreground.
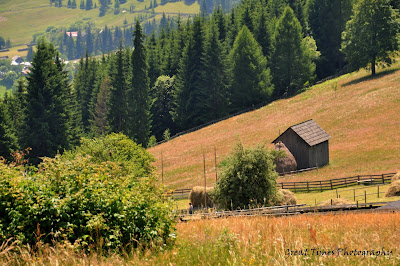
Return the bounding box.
[213,142,280,209]
[1,213,399,264]
[0,134,175,251]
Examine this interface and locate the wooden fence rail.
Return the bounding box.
[169,172,396,197]
[278,173,395,192]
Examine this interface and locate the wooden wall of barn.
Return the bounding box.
[308,141,329,168]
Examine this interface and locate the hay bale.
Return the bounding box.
[385,180,400,197]
[273,141,297,174]
[189,186,214,208]
[319,198,353,206]
[391,172,400,182]
[275,189,297,206]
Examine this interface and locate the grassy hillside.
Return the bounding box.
[149,65,400,189]
[0,0,199,46]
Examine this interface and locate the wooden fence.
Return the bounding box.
[169,172,396,197]
[278,173,396,192]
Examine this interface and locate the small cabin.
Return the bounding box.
[272,119,331,170]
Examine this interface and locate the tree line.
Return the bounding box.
[0,0,399,163]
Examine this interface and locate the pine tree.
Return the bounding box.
[307,0,354,78]
[80,0,85,9]
[270,6,316,96]
[147,32,160,87]
[108,44,128,134]
[129,21,151,146]
[230,25,273,111]
[200,21,230,121]
[341,0,400,75]
[173,16,206,130]
[86,25,94,55]
[0,101,18,160]
[72,0,77,8]
[76,30,82,59]
[86,0,92,10]
[256,8,271,58]
[92,75,110,136]
[23,38,70,163]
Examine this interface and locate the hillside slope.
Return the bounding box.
[0,0,199,47]
[149,66,400,190]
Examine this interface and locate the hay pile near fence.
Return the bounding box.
[385,180,400,197]
[319,198,353,206]
[273,141,297,174]
[391,172,400,182]
[189,186,214,208]
[275,189,297,206]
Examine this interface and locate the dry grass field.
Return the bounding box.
[2,212,399,264]
[149,65,400,190]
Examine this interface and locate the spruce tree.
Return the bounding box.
[270,6,317,96]
[230,26,273,112]
[108,44,128,134]
[23,38,70,163]
[308,0,354,78]
[0,101,18,160]
[173,16,206,130]
[86,25,94,55]
[86,0,92,9]
[130,21,151,146]
[200,21,230,121]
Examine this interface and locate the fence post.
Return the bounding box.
[330,180,333,190]
[364,190,367,204]
[281,183,284,189]
[345,178,348,187]
[382,174,385,184]
[307,182,309,193]
[331,199,333,206]
[336,189,338,198]
[353,189,355,201]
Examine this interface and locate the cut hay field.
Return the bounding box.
[2,212,399,264]
[149,65,400,190]
[0,0,199,47]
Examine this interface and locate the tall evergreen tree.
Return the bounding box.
[341,0,400,75]
[256,8,271,58]
[230,25,273,111]
[270,6,317,96]
[76,30,83,59]
[200,21,230,121]
[86,25,94,55]
[0,101,18,160]
[173,16,206,130]
[108,44,128,134]
[130,21,151,146]
[23,38,70,163]
[86,0,92,9]
[92,75,110,136]
[307,0,355,78]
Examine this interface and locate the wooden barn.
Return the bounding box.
[272,119,331,170]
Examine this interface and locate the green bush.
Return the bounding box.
[213,142,279,210]
[0,134,175,251]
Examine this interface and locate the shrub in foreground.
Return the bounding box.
[0,134,175,251]
[213,142,279,209]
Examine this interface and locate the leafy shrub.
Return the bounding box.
[0,134,175,251]
[213,142,278,209]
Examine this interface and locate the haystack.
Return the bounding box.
[275,189,297,206]
[189,186,214,208]
[319,198,353,206]
[385,180,400,197]
[273,141,297,174]
[391,172,400,182]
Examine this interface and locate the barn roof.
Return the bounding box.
[273,119,331,146]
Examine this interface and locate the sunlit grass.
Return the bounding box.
[2,212,399,264]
